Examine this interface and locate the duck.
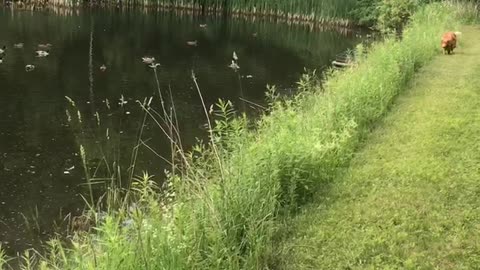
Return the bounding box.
[37,43,52,49]
[13,43,24,49]
[25,64,35,72]
[0,57,3,64]
[228,60,240,70]
[100,64,107,72]
[36,50,49,57]
[0,46,6,54]
[142,56,155,64]
[199,24,207,28]
[187,40,198,46]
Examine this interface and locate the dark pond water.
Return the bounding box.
[0,6,364,254]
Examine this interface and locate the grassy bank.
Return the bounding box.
[279,25,480,269]
[1,2,470,270]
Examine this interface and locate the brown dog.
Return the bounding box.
[441,32,457,55]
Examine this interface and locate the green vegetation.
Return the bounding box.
[18,0,477,29]
[5,2,472,269]
[226,0,356,24]
[352,0,436,32]
[0,247,6,269]
[450,0,480,23]
[19,0,449,29]
[279,25,480,269]
[377,0,426,32]
[353,0,478,32]
[16,0,358,26]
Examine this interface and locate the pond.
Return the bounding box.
[0,6,364,254]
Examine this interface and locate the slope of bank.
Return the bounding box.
[280,26,480,269]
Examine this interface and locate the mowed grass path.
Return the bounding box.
[281,26,480,269]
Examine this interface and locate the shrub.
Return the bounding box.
[377,0,419,32]
[350,0,382,26]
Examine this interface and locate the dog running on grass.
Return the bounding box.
[441,31,462,55]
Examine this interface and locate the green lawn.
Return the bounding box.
[279,26,480,269]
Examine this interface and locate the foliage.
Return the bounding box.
[350,0,382,26]
[351,0,450,31]
[20,0,358,26]
[377,0,420,32]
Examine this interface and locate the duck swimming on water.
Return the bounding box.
[0,46,6,54]
[25,64,35,72]
[142,56,155,64]
[36,50,49,57]
[187,40,198,46]
[37,43,52,50]
[14,43,24,49]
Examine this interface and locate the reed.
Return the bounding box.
[449,0,480,23]
[0,246,6,269]
[7,0,358,26]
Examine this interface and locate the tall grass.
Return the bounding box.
[3,2,471,269]
[0,246,6,269]
[10,0,357,26]
[449,0,480,23]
